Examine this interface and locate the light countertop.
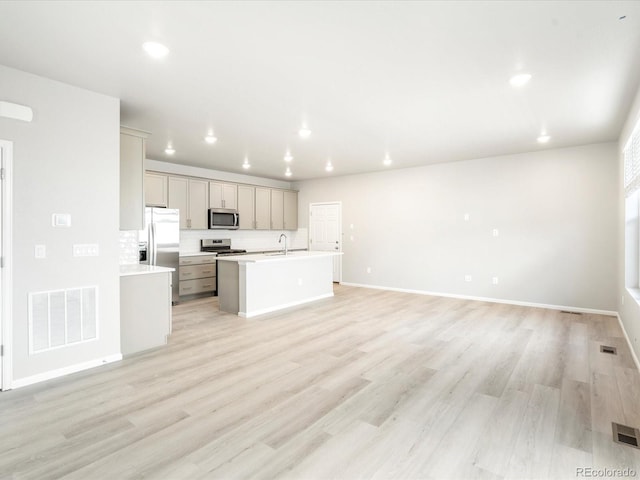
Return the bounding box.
[120,264,175,277]
[216,251,342,264]
[179,252,218,257]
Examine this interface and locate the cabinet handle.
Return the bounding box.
[202,270,213,275]
[183,272,193,276]
[203,284,213,288]
[183,287,193,291]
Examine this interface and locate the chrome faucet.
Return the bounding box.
[278,233,288,255]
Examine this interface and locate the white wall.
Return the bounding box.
[295,143,619,312]
[619,82,640,364]
[0,65,121,383]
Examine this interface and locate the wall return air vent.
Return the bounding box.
[28,286,98,354]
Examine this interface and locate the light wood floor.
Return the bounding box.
[1,285,640,479]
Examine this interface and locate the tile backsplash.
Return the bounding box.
[120,228,308,262]
[179,228,308,253]
[119,230,139,265]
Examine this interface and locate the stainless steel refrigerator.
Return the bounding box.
[139,207,180,304]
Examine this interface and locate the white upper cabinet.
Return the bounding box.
[255,187,271,230]
[270,189,284,230]
[237,184,255,229]
[209,181,237,210]
[120,127,149,230]
[168,176,209,229]
[283,190,298,231]
[145,172,168,207]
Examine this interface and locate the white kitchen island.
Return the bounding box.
[217,251,342,317]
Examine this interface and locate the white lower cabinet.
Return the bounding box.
[120,271,172,355]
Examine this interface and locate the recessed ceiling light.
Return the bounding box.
[325,160,334,172]
[142,41,169,59]
[285,167,292,177]
[205,132,217,144]
[284,150,293,162]
[537,134,551,143]
[164,144,175,155]
[383,153,392,166]
[242,157,251,169]
[299,124,311,139]
[509,73,532,87]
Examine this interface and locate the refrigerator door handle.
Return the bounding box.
[151,222,157,265]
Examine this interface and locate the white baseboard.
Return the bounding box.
[11,353,123,389]
[239,292,334,318]
[340,282,618,317]
[617,314,640,372]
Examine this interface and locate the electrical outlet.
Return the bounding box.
[297,278,303,286]
[34,245,46,259]
[464,213,470,221]
[492,229,499,237]
[492,277,499,285]
[465,275,472,282]
[367,267,372,274]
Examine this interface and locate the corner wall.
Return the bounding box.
[295,143,618,313]
[0,64,121,384]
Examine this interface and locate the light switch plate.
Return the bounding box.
[73,244,99,257]
[34,245,46,259]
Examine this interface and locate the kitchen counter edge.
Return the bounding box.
[120,264,176,277]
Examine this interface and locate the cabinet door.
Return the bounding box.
[145,172,168,207]
[120,132,145,230]
[222,183,237,210]
[209,182,238,209]
[283,190,298,230]
[189,179,209,230]
[255,187,271,230]
[271,189,284,230]
[168,176,189,229]
[209,182,223,209]
[237,185,255,229]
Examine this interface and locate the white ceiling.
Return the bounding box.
[1,1,640,180]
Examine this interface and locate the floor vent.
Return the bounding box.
[612,422,640,449]
[560,310,583,315]
[600,345,618,355]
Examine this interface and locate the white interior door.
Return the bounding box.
[309,202,342,282]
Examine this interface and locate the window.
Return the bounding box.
[624,118,640,296]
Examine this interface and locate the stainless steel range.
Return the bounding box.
[201,239,247,295]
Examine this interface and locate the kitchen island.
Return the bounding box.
[217,251,342,317]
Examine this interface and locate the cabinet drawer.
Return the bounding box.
[179,255,216,266]
[179,264,216,281]
[179,278,216,295]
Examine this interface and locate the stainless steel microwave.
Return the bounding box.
[208,208,239,229]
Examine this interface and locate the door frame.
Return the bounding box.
[309,201,343,283]
[0,139,13,391]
